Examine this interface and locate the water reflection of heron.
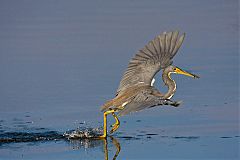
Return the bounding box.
[99,31,199,138]
[69,136,120,160]
[103,137,121,160]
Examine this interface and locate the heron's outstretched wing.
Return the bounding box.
[116,31,185,95]
[117,90,180,116]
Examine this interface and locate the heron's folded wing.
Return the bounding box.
[116,31,185,96]
[117,91,166,116]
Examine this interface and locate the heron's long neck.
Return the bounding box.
[162,71,176,99]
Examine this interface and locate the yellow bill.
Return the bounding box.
[175,67,200,78]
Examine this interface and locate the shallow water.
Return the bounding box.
[0,0,239,159]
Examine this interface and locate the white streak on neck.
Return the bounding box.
[165,72,177,99]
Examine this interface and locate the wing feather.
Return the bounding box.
[171,33,185,58]
[165,32,173,53]
[116,31,185,95]
[152,37,161,60]
[169,31,179,54]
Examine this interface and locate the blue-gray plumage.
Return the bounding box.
[98,31,199,138]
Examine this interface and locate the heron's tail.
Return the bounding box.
[100,99,114,112]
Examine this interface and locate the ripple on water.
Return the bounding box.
[145,133,158,136]
[172,136,200,141]
[220,136,232,139]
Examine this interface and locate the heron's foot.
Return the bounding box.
[97,134,107,139]
[171,100,182,107]
[109,112,120,134]
[165,99,182,107]
[110,121,120,134]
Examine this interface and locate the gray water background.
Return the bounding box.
[0,0,239,159]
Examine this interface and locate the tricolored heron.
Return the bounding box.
[98,31,199,138]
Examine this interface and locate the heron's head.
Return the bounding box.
[165,65,199,78]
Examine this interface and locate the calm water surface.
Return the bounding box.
[0,0,239,159]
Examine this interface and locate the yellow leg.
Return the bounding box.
[109,112,120,134]
[98,110,115,139]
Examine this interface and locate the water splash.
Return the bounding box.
[0,126,104,145]
[64,127,103,139]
